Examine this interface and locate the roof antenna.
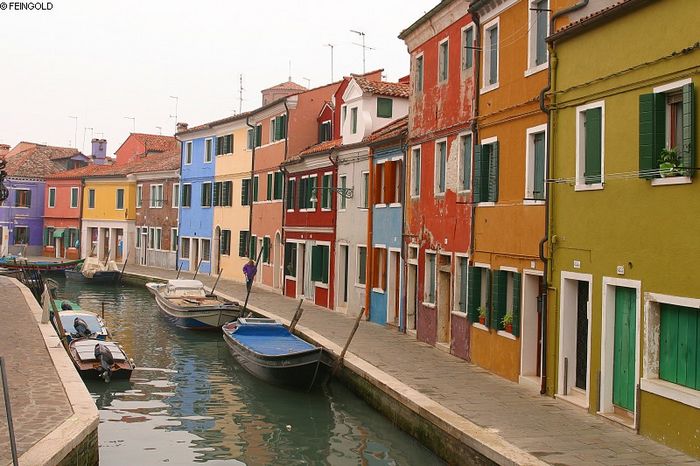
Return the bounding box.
[239,74,244,114]
[288,60,293,82]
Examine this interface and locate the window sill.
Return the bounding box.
[372,287,385,294]
[457,189,471,195]
[480,83,499,95]
[574,183,604,192]
[523,199,545,206]
[650,176,691,187]
[375,203,387,209]
[410,194,420,200]
[524,62,548,77]
[285,276,297,281]
[640,378,700,409]
[321,208,332,212]
[315,282,329,290]
[497,330,517,340]
[476,201,495,207]
[421,301,436,308]
[388,203,402,208]
[286,209,295,213]
[472,323,489,332]
[354,282,366,289]
[451,311,467,318]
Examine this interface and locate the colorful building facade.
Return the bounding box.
[547,0,699,456]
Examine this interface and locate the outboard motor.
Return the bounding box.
[61,302,73,310]
[94,343,114,383]
[73,317,92,338]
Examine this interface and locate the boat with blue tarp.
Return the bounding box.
[222,317,327,390]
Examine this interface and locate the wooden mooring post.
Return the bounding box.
[288,299,304,332]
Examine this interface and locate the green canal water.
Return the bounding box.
[53,277,444,466]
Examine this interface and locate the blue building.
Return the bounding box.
[366,118,407,327]
[176,126,216,274]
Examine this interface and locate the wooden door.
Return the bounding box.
[613,286,636,411]
[575,281,589,390]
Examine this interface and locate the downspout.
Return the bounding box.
[279,164,289,293]
[365,147,374,320]
[468,10,481,296]
[538,0,589,396]
[280,99,291,294]
[399,131,408,332]
[245,116,257,260]
[174,134,183,268]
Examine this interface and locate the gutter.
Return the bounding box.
[538,0,589,396]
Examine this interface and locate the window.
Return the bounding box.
[410,147,421,197]
[136,185,143,208]
[658,303,699,390]
[285,242,297,277]
[639,81,695,179]
[201,239,211,262]
[311,244,330,284]
[14,226,29,245]
[394,160,402,204]
[271,115,287,142]
[372,247,387,291]
[185,141,193,164]
[213,181,233,207]
[266,173,273,200]
[148,227,162,250]
[150,184,163,208]
[321,173,332,210]
[377,98,393,118]
[15,189,31,208]
[247,128,255,150]
[256,124,262,147]
[220,229,231,255]
[375,160,400,205]
[361,171,369,208]
[438,39,449,83]
[474,140,499,203]
[253,175,259,202]
[262,236,271,264]
[181,237,190,258]
[351,107,358,134]
[116,188,124,210]
[491,270,522,334]
[172,183,180,208]
[201,182,212,207]
[241,179,251,206]
[424,252,436,304]
[297,176,316,210]
[462,25,474,70]
[135,227,141,248]
[319,121,332,142]
[45,227,55,246]
[526,127,547,200]
[466,267,491,326]
[249,234,257,260]
[455,257,469,313]
[287,178,296,210]
[483,20,499,88]
[205,138,213,162]
[216,134,233,156]
[182,184,192,208]
[170,228,178,252]
[576,102,604,188]
[70,187,79,208]
[415,54,424,92]
[357,246,367,285]
[435,140,447,194]
[88,189,95,209]
[238,231,249,257]
[48,187,56,208]
[342,106,347,126]
[529,0,549,69]
[339,175,347,210]
[459,134,472,192]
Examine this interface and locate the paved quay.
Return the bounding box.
[125,264,699,466]
[0,277,98,466]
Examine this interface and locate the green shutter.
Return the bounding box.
[311,245,323,281]
[512,273,522,337]
[488,142,499,202]
[639,93,666,178]
[321,245,329,284]
[249,235,257,260]
[584,108,602,184]
[213,182,221,206]
[467,266,482,322]
[491,270,507,329]
[681,83,695,177]
[322,174,330,208]
[533,133,546,199]
[275,172,284,200]
[262,237,270,263]
[253,177,259,201]
[660,303,699,390]
[473,144,482,202]
[255,125,262,147]
[43,228,49,246]
[238,231,248,257]
[267,173,272,200]
[358,248,367,284]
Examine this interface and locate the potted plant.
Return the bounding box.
[502,313,514,334]
[478,307,487,325]
[659,148,680,177]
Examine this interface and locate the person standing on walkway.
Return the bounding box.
[243,259,257,293]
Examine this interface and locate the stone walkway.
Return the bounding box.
[0,277,74,464]
[125,264,699,465]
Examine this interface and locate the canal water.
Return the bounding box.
[53,277,444,466]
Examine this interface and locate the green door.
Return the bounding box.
[613,287,636,411]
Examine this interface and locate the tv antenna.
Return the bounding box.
[169,96,179,130]
[324,43,334,82]
[350,30,375,74]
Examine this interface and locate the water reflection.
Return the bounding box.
[55,278,443,465]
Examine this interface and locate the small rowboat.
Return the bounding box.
[146,279,242,329]
[65,268,121,283]
[68,338,135,382]
[222,318,326,390]
[0,256,84,271]
[51,301,109,344]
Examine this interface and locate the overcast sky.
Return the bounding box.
[0,0,431,154]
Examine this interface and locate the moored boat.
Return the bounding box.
[0,256,84,271]
[222,318,326,390]
[146,279,242,329]
[51,300,109,343]
[65,257,121,283]
[68,338,135,382]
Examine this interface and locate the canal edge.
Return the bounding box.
[123,271,546,466]
[11,278,100,466]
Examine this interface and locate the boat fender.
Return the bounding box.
[94,343,114,383]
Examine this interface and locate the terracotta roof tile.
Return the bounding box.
[127,150,180,174]
[297,138,343,157]
[353,77,410,98]
[131,133,178,153]
[364,116,409,144]
[262,81,307,92]
[46,162,121,179]
[549,0,644,41]
[178,111,254,135]
[4,144,84,178]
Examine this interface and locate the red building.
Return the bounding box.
[114,133,178,165]
[399,0,476,358]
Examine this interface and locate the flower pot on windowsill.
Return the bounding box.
[659,162,680,177]
[504,323,513,334]
[479,315,486,325]
[659,148,681,178]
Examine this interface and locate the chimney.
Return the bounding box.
[91,138,107,165]
[176,122,189,133]
[0,144,9,158]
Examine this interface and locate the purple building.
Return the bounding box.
[0,142,89,256]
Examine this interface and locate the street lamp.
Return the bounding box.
[309,186,354,205]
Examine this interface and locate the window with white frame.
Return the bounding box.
[526,126,547,200]
[415,54,424,92]
[462,25,474,70]
[361,171,369,208]
[435,140,447,194]
[14,226,29,245]
[201,182,213,207]
[201,239,211,262]
[411,147,421,197]
[455,256,469,312]
[528,0,549,70]
[377,98,393,118]
[150,184,164,208]
[286,178,296,210]
[70,187,79,208]
[393,160,402,204]
[483,19,499,89]
[172,183,180,208]
[136,185,143,208]
[576,101,604,188]
[474,139,499,203]
[351,107,358,134]
[342,106,347,127]
[424,252,436,304]
[339,175,347,210]
[321,173,332,210]
[372,246,387,291]
[48,187,56,208]
[181,183,192,207]
[185,141,193,164]
[204,138,213,163]
[459,133,472,192]
[148,227,162,250]
[216,134,233,156]
[271,115,287,143]
[319,120,332,142]
[356,245,367,285]
[170,228,178,252]
[116,188,125,210]
[181,237,190,258]
[438,39,449,83]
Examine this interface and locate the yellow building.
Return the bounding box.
[547,0,699,457]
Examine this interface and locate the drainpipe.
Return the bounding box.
[174,134,184,269]
[538,0,590,396]
[245,116,257,259]
[365,147,374,320]
[279,100,291,294]
[468,11,481,278]
[399,131,408,332]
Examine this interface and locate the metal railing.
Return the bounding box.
[0,356,18,466]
